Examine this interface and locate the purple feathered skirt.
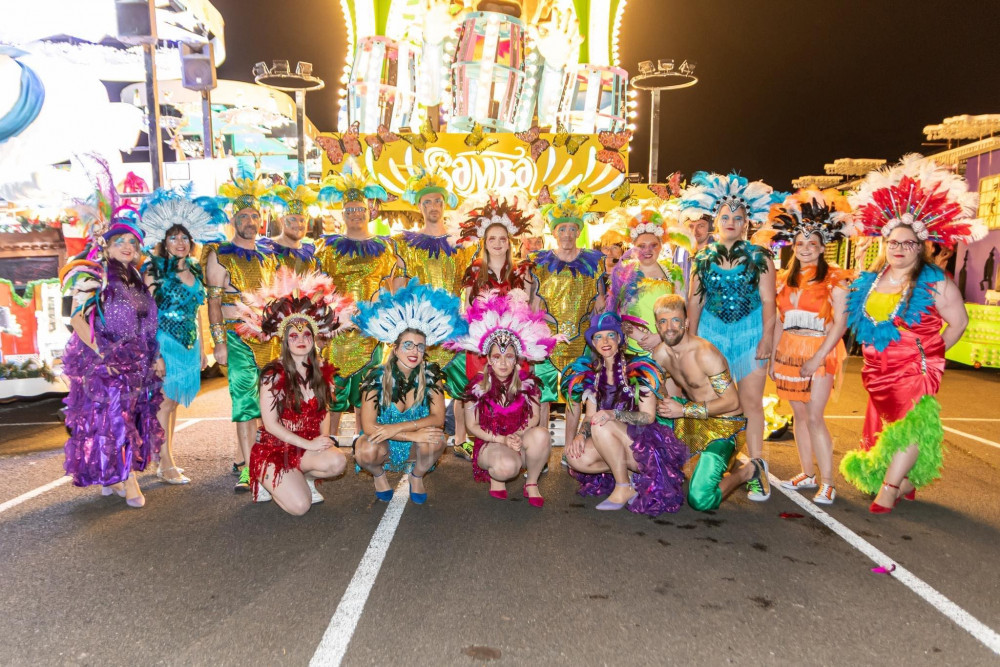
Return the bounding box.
[62,335,164,487]
[570,422,689,515]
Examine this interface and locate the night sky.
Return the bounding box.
[211,0,1000,188]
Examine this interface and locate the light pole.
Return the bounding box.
[630,59,697,184]
[253,61,325,183]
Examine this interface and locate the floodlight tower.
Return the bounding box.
[254,61,325,182]
[630,59,698,184]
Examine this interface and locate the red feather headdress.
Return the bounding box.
[235,268,355,343]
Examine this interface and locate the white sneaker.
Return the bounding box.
[307,478,324,504]
[255,485,272,503]
[813,484,836,505]
[780,472,818,491]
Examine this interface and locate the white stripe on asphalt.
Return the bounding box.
[310,476,411,667]
[0,418,205,516]
[754,458,1000,656]
[942,426,1000,451]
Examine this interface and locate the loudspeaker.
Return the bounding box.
[180,42,217,91]
[115,0,156,45]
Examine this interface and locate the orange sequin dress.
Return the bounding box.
[773,264,854,402]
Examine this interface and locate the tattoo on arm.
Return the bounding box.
[614,409,654,426]
[578,423,592,438]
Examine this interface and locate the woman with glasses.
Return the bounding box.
[353,280,467,504]
[840,156,975,514]
[62,186,164,508]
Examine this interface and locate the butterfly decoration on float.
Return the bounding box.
[552,121,588,156]
[400,117,439,153]
[595,129,632,173]
[315,121,363,165]
[464,122,499,154]
[364,124,401,161]
[515,124,550,162]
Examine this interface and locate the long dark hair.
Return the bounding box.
[155,224,193,261]
[275,326,330,413]
[786,254,829,288]
[473,224,514,297]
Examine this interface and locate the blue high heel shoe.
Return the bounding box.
[595,482,636,511]
[373,471,393,502]
[408,471,427,505]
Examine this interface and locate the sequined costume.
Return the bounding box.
[563,354,688,515]
[315,234,396,410]
[249,361,335,500]
[358,362,443,472]
[460,259,532,381]
[531,249,606,401]
[664,404,748,511]
[611,258,684,355]
[261,237,318,274]
[63,262,164,486]
[773,264,853,402]
[392,230,477,393]
[203,240,276,421]
[144,255,205,406]
[692,241,771,383]
[466,368,540,482]
[839,265,947,493]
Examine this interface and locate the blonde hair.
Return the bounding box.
[477,342,524,404]
[380,328,427,408]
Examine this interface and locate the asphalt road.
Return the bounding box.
[1,359,999,666]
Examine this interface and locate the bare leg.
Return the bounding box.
[737,366,767,459]
[873,444,919,508]
[329,412,342,441]
[454,399,467,443]
[409,440,446,494]
[354,436,390,493]
[521,426,551,495]
[789,400,814,477]
[564,401,581,452]
[565,438,610,474]
[590,421,638,503]
[236,419,257,467]
[301,448,348,480]
[478,443,522,493]
[259,465,311,516]
[805,374,835,485]
[718,460,756,498]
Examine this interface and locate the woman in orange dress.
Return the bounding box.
[764,189,855,505]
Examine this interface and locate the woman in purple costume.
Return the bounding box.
[62,212,164,508]
[563,310,688,515]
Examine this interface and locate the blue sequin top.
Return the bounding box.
[153,269,205,349]
[701,263,762,323]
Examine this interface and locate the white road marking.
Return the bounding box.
[0,418,204,516]
[310,476,411,667]
[942,426,1000,451]
[755,458,1000,656]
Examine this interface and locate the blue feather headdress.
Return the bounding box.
[354,278,467,347]
[138,184,228,248]
[319,160,389,207]
[679,171,784,225]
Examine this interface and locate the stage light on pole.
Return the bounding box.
[631,56,699,183]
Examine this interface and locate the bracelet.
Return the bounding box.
[210,323,226,344]
[206,286,224,299]
[682,401,708,420]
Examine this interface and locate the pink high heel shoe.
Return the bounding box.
[522,483,544,508]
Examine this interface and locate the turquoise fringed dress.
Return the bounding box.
[145,256,205,406]
[692,241,771,383]
[358,361,444,473]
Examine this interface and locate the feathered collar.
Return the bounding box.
[261,238,316,263]
[846,264,943,352]
[217,240,269,263]
[563,352,661,405]
[321,235,389,258]
[467,367,539,404]
[145,254,204,288]
[532,249,602,278]
[396,230,457,258]
[360,360,444,410]
[693,240,770,296]
[634,258,683,285]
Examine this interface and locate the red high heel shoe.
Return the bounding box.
[523,483,544,508]
[901,476,916,501]
[869,482,899,514]
[489,487,508,500]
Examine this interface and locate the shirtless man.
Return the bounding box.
[648,294,763,511]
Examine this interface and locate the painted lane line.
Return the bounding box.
[0,476,71,514]
[942,426,1000,451]
[0,418,205,516]
[755,458,1000,656]
[310,476,411,667]
[6,421,65,426]
[174,418,204,432]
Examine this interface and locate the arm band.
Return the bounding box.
[683,401,708,420]
[613,409,654,426]
[207,286,224,299]
[708,369,733,397]
[210,323,226,344]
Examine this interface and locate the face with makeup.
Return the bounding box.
[285,319,316,357]
[281,213,308,242]
[714,205,747,244]
[484,224,510,261]
[553,222,580,251]
[634,233,663,263]
[419,193,445,225]
[885,225,922,271]
[655,307,687,347]
[343,200,371,235]
[233,207,261,241]
[591,330,620,360]
[395,330,427,371]
[164,228,192,260]
[106,232,140,264]
[793,232,824,266]
[486,341,518,381]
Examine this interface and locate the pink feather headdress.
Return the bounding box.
[446,290,563,362]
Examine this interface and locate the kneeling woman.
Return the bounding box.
[448,292,557,506]
[237,269,352,515]
[353,279,467,504]
[563,309,688,515]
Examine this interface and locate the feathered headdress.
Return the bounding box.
[456,191,536,243]
[138,185,228,249]
[848,154,985,248]
[218,166,269,212]
[402,167,459,209]
[757,188,855,246]
[264,176,319,216]
[67,153,145,260]
[539,185,596,231]
[679,171,783,225]
[318,160,388,206]
[235,268,354,343]
[446,290,562,362]
[354,277,467,347]
[584,258,648,350]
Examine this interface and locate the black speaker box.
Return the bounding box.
[180,42,217,91]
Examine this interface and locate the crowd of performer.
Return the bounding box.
[59,152,978,517]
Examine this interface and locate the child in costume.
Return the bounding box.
[140,187,227,485]
[562,287,689,516]
[236,268,353,514]
[680,171,782,502]
[754,189,855,504]
[840,155,976,513]
[447,291,557,506]
[61,156,164,508]
[353,279,467,504]
[315,163,396,434]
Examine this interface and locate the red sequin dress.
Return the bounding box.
[467,368,540,482]
[250,362,334,499]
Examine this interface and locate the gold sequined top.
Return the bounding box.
[263,239,318,274]
[202,241,277,366]
[316,235,397,376]
[391,231,477,368]
[530,249,606,371]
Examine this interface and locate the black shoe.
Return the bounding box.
[231,461,245,476]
